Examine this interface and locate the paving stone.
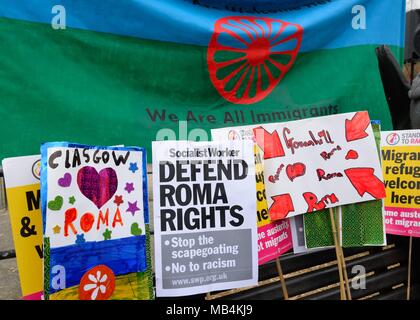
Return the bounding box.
[0,209,20,300]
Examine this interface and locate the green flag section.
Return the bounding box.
[304,209,335,249]
[341,201,385,247]
[0,0,405,161]
[304,201,386,249]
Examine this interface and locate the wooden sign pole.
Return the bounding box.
[334,207,352,300]
[329,207,346,300]
[275,257,289,300]
[339,248,352,300]
[407,236,413,300]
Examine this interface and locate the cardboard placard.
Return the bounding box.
[152,140,258,296]
[252,112,386,219]
[40,143,153,300]
[211,127,292,264]
[2,155,43,300]
[381,130,420,237]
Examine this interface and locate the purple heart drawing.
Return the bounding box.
[58,173,72,187]
[77,166,118,209]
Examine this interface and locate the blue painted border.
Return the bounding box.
[141,148,150,225]
[49,235,147,293]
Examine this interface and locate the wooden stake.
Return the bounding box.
[334,208,352,300]
[206,292,211,300]
[407,236,413,300]
[275,258,289,300]
[340,249,352,300]
[329,207,346,300]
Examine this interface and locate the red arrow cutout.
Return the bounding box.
[253,127,285,159]
[269,194,295,220]
[344,168,386,199]
[345,111,370,142]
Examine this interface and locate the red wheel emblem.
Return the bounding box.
[79,265,116,300]
[207,16,303,104]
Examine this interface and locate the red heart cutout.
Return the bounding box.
[286,163,306,182]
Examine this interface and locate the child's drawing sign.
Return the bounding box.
[252,111,386,220]
[41,143,153,300]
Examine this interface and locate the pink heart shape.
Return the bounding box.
[77,166,118,209]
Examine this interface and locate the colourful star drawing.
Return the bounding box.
[103,228,112,240]
[129,162,139,173]
[53,225,61,234]
[69,196,76,205]
[114,195,124,206]
[75,234,86,245]
[125,182,134,193]
[126,201,140,216]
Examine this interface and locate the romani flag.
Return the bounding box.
[0,0,405,160]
